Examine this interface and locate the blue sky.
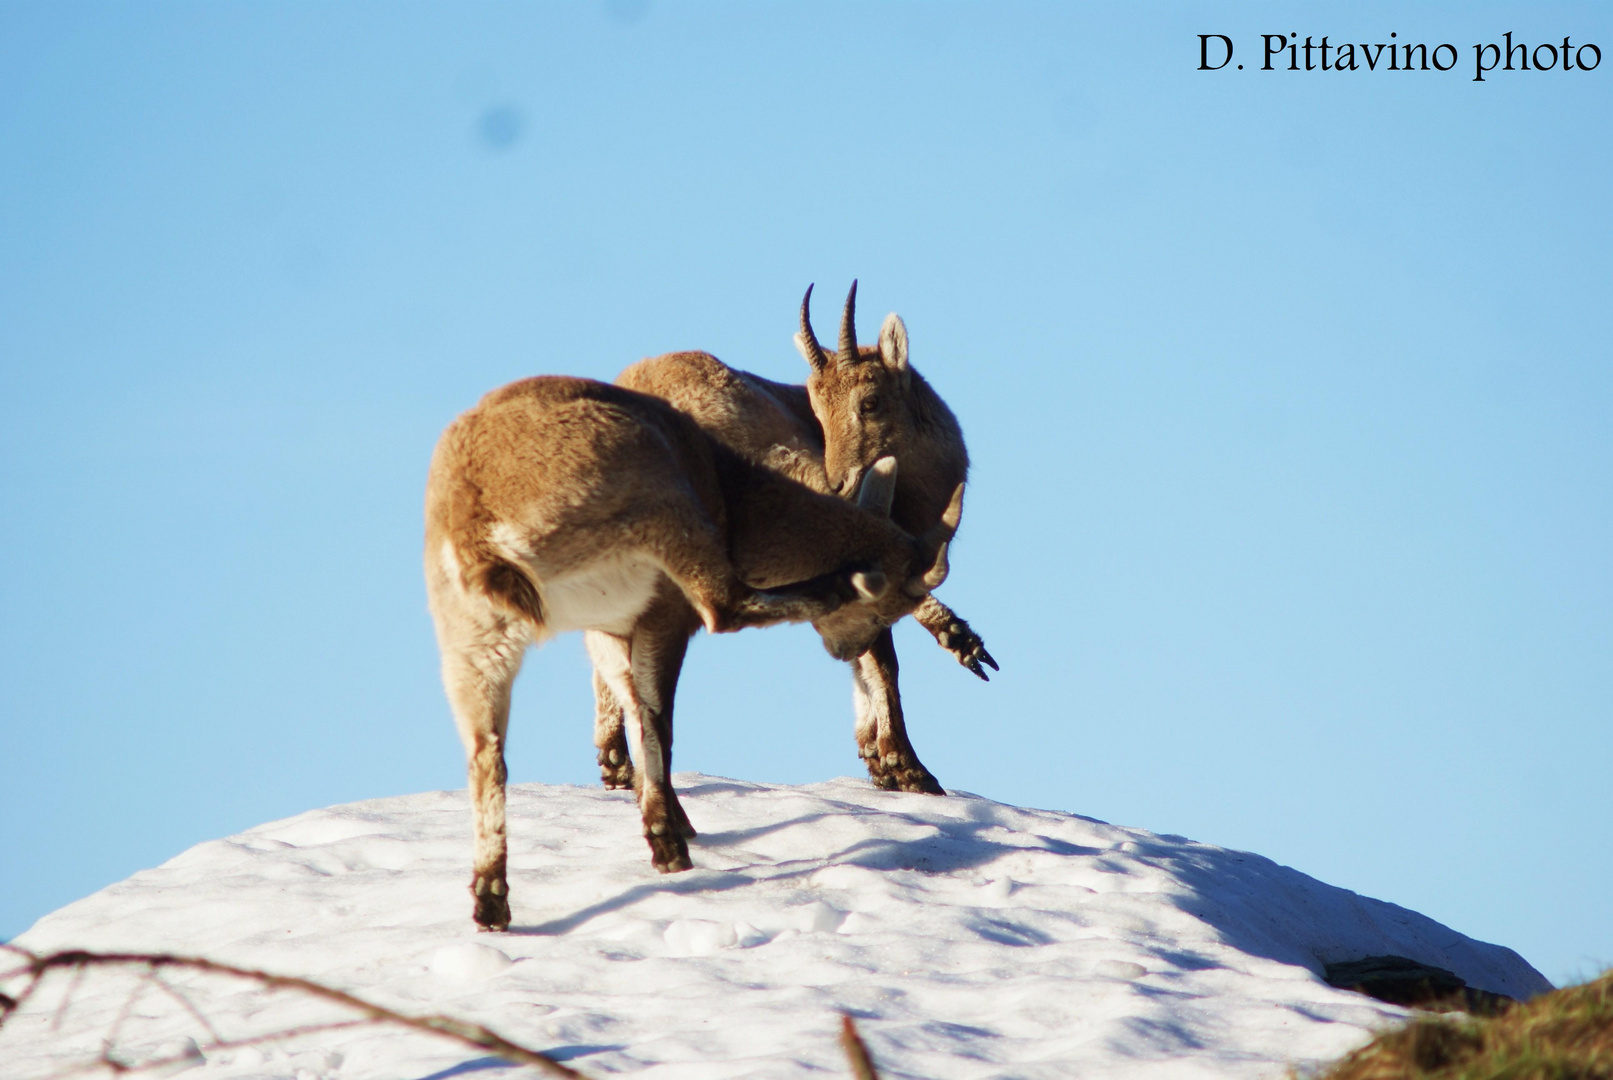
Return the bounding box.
[2,2,1608,987]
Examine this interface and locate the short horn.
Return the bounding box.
[838,279,860,365]
[922,539,951,592]
[855,455,898,517]
[905,483,965,596]
[904,537,952,597]
[796,284,830,372]
[938,481,964,533]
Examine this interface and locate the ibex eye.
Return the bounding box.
[860,395,881,414]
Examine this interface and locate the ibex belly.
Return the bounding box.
[540,551,665,637]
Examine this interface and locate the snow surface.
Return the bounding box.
[3,776,1550,1079]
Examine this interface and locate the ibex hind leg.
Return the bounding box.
[853,627,944,795]
[434,605,532,931]
[642,510,852,633]
[629,592,701,840]
[585,629,692,871]
[587,622,697,835]
[726,569,863,629]
[590,659,635,789]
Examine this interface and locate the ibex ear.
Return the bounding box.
[878,313,909,372]
[854,456,899,517]
[850,569,888,601]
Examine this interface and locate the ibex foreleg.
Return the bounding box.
[852,627,944,795]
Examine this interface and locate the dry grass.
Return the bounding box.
[1314,970,1613,1080]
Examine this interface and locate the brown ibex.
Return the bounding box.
[425,376,962,930]
[595,282,992,795]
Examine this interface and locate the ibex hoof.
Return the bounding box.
[645,831,693,874]
[863,751,946,796]
[598,749,636,790]
[470,876,512,932]
[943,621,998,681]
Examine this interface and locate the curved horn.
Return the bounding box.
[838,279,860,365]
[796,284,830,372]
[904,483,965,596]
[911,539,951,596]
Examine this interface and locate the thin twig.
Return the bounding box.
[102,969,154,1057]
[51,962,89,1033]
[148,974,224,1045]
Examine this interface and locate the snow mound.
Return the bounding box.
[4,776,1549,1079]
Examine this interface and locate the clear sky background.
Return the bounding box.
[2,3,1608,987]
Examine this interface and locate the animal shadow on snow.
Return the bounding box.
[510,867,755,936]
[412,1058,510,1080]
[511,806,1104,937]
[412,1046,625,1080]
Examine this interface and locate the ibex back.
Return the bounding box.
[424,376,961,930]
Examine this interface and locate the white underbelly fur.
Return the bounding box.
[539,551,664,636]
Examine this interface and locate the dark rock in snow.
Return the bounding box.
[1324,955,1517,1015]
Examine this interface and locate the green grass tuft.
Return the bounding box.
[1312,969,1613,1080]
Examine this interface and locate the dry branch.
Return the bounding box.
[0,944,589,1079]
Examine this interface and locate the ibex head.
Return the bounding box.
[811,457,965,661]
[795,281,919,500]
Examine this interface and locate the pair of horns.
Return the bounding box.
[798,281,862,371]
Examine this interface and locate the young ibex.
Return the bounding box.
[595,282,992,794]
[425,376,962,930]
